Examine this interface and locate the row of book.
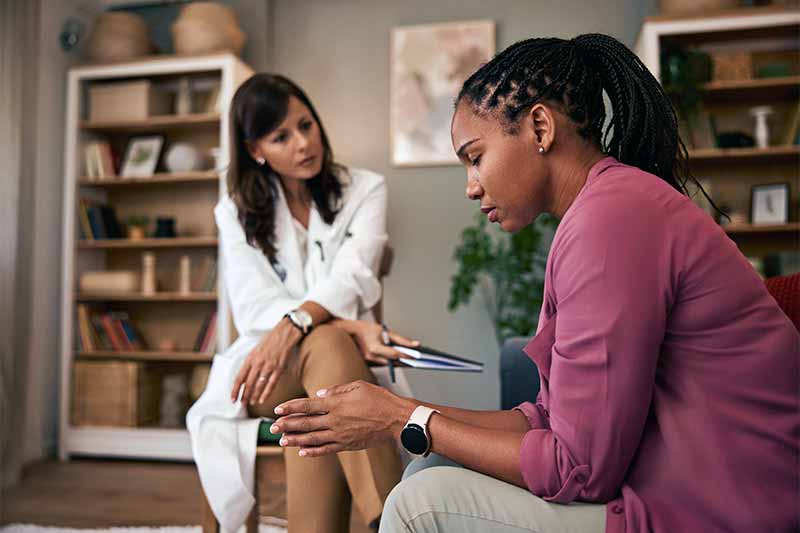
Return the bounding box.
[195,257,217,293]
[78,200,123,240]
[84,141,117,180]
[75,305,218,355]
[76,305,144,352]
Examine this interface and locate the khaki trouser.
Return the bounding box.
[249,324,402,533]
[380,466,606,533]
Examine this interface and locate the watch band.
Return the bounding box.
[408,405,439,428]
[284,310,312,336]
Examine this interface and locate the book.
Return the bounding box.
[78,200,94,241]
[200,312,217,353]
[193,312,213,352]
[392,344,483,372]
[76,304,94,352]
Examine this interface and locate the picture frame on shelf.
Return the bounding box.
[751,183,789,226]
[120,135,164,178]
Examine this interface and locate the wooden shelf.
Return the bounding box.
[701,76,800,102]
[77,292,217,302]
[76,350,213,362]
[80,112,220,132]
[78,237,218,249]
[688,145,800,164]
[79,171,219,187]
[724,222,800,235]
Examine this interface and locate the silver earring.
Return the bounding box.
[256,157,265,165]
[538,146,546,154]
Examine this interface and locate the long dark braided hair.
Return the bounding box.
[228,73,345,261]
[458,33,716,209]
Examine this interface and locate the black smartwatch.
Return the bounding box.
[400,405,440,457]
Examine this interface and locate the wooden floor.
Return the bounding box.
[0,459,205,527]
[0,459,370,532]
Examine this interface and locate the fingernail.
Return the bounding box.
[274,406,284,415]
[316,389,327,397]
[298,450,307,457]
[279,438,288,446]
[270,424,279,434]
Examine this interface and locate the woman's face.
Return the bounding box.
[248,95,324,181]
[451,101,549,233]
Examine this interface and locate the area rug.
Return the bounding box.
[1,522,287,533]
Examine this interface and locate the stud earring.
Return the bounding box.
[538,146,546,154]
[256,157,265,165]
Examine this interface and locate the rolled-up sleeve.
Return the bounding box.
[215,200,302,337]
[305,178,388,320]
[519,191,672,503]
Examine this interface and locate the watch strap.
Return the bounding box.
[408,405,440,428]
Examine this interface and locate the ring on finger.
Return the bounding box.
[257,375,267,384]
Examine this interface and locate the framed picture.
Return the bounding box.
[120,135,164,177]
[391,20,495,167]
[751,183,790,225]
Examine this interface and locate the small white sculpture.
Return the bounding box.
[749,106,773,149]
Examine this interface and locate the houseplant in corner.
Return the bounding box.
[449,212,557,346]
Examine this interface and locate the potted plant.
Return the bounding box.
[126,215,149,240]
[660,46,712,148]
[449,213,557,346]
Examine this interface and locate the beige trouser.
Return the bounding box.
[249,324,403,533]
[379,466,606,533]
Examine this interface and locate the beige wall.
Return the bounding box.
[266,0,656,408]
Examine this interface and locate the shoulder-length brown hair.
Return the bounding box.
[228,73,345,261]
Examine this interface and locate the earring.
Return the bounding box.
[538,146,546,154]
[256,157,265,165]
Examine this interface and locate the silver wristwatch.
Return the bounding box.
[284,308,313,336]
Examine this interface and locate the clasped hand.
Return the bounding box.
[271,380,417,457]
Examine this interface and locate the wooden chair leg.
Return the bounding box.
[201,486,219,533]
[246,464,259,533]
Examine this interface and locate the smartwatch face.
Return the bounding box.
[400,424,428,455]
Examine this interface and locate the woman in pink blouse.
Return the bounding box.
[268,34,800,533]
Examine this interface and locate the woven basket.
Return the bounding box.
[659,0,738,15]
[171,2,245,56]
[87,12,152,63]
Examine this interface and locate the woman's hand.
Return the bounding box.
[271,380,417,457]
[230,318,303,405]
[333,319,420,365]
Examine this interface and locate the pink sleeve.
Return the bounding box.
[513,395,550,429]
[519,190,673,503]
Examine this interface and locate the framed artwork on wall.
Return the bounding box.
[751,183,789,226]
[390,20,495,167]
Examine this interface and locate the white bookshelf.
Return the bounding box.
[59,53,253,461]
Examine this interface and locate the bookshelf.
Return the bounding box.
[636,6,800,265]
[60,53,253,461]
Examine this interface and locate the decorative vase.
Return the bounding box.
[165,143,203,173]
[179,255,192,294]
[154,217,177,238]
[750,106,773,149]
[142,252,156,295]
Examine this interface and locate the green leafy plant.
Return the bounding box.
[449,213,558,346]
[126,214,150,228]
[660,47,712,148]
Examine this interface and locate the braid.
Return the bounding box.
[458,33,720,212]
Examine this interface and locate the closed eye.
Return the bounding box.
[469,154,482,167]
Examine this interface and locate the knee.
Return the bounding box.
[301,324,357,355]
[382,467,458,530]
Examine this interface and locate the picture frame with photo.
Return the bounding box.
[120,135,164,178]
[750,183,790,226]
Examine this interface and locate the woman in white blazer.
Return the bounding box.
[187,74,415,532]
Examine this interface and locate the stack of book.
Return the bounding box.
[193,312,217,354]
[78,200,124,240]
[76,304,145,352]
[84,140,116,181]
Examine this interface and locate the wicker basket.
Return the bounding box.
[87,12,152,63]
[171,2,245,56]
[71,361,161,427]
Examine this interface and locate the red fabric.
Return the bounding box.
[765,273,800,331]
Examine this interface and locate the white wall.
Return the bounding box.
[23,0,101,463]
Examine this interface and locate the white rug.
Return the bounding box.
[1,522,287,533]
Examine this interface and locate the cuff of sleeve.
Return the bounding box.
[306,280,360,321]
[513,401,549,429]
[237,297,303,336]
[519,429,590,503]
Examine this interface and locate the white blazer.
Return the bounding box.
[187,167,388,532]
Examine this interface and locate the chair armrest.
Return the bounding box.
[500,337,540,410]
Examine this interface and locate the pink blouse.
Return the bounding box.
[516,157,799,532]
